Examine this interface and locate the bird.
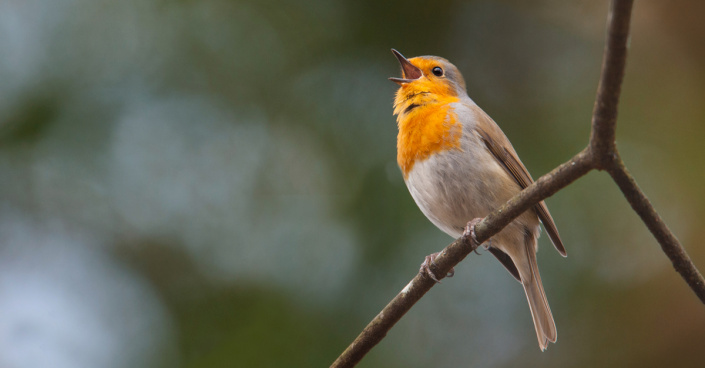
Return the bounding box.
[389,49,566,351]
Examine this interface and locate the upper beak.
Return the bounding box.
[389,49,422,85]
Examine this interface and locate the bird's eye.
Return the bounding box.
[432,66,443,77]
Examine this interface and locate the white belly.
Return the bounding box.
[404,133,539,247]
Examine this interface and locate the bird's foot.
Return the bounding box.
[462,218,483,253]
[419,251,454,283]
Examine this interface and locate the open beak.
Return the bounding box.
[389,49,422,85]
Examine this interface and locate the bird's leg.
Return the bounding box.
[462,218,484,254]
[420,218,484,283]
[419,252,453,283]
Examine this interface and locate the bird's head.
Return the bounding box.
[389,49,467,100]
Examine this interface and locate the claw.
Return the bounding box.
[462,218,483,249]
[419,218,483,283]
[419,251,454,283]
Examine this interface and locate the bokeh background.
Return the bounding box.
[1,0,704,367]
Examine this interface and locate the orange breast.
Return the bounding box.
[396,99,462,178]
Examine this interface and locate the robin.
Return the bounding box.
[389,49,566,351]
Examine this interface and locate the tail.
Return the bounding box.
[519,235,557,351]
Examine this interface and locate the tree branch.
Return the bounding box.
[330,228,478,368]
[587,0,705,302]
[607,156,705,303]
[332,0,705,366]
[590,0,633,168]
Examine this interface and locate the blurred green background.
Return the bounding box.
[1,0,704,367]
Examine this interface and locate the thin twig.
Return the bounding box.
[590,0,633,168]
[607,156,705,303]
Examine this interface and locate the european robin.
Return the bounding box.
[389,49,566,351]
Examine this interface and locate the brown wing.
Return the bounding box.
[475,111,567,257]
[488,247,521,282]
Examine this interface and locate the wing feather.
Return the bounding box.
[474,109,567,257]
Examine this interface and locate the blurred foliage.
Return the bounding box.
[1,0,704,367]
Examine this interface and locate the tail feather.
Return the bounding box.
[520,235,557,351]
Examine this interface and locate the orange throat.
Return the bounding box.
[393,89,462,178]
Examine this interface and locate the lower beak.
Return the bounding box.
[389,49,422,85]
